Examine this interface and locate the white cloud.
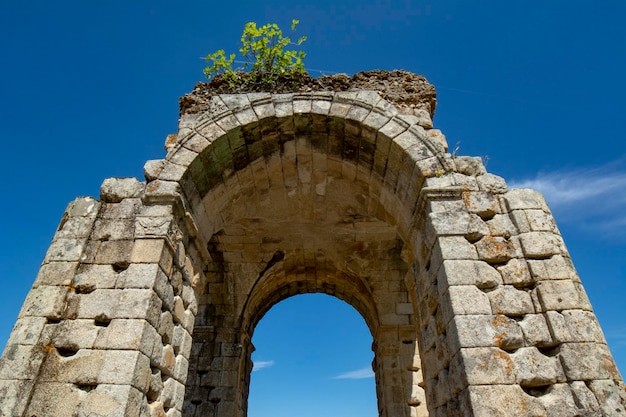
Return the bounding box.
[333,367,375,380]
[508,159,626,237]
[252,360,275,372]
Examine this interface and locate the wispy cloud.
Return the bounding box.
[333,367,374,380]
[508,159,626,238]
[252,360,275,372]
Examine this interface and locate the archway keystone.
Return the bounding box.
[1,71,624,417]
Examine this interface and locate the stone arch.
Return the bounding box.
[2,75,625,417]
[156,91,446,417]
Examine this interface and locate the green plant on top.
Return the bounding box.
[204,19,307,89]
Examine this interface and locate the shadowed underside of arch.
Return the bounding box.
[1,82,625,417]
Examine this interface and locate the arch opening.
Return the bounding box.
[247,293,377,417]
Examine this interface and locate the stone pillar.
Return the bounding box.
[0,178,201,417]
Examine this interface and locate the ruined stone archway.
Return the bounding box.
[1,72,625,417]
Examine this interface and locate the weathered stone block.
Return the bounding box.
[496,258,534,287]
[476,173,507,194]
[94,319,160,358]
[460,347,516,384]
[6,316,47,346]
[0,379,34,416]
[101,177,145,203]
[588,379,626,415]
[559,342,621,381]
[536,280,591,311]
[51,319,101,350]
[518,231,564,259]
[487,285,534,317]
[53,215,98,240]
[0,344,46,380]
[74,264,118,291]
[448,314,523,353]
[511,347,565,387]
[545,310,605,344]
[518,313,554,347]
[474,235,518,263]
[44,237,87,262]
[527,255,577,281]
[161,376,185,410]
[437,259,502,293]
[466,384,546,416]
[18,285,67,319]
[34,261,79,287]
[504,188,549,212]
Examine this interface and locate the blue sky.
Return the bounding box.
[1,1,625,416]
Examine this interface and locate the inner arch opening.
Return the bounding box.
[248,293,377,417]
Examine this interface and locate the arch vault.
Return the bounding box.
[1,72,625,417]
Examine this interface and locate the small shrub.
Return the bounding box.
[204,19,307,88]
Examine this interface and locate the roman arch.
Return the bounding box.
[1,72,625,416]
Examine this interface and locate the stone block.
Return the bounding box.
[568,380,601,414]
[545,310,605,344]
[588,379,626,415]
[44,238,87,262]
[144,159,164,181]
[18,285,67,319]
[486,213,517,237]
[476,173,508,194]
[173,355,189,383]
[65,197,100,218]
[527,255,577,281]
[454,156,485,176]
[92,218,135,241]
[51,319,100,350]
[559,343,621,381]
[448,314,523,353]
[94,319,160,358]
[504,188,549,211]
[79,384,145,417]
[487,285,534,317]
[496,258,534,287]
[77,288,162,328]
[34,261,79,287]
[460,347,516,384]
[536,280,591,311]
[172,326,193,360]
[0,379,34,416]
[430,236,479,269]
[0,344,46,380]
[144,180,181,204]
[74,264,118,291]
[161,376,185,410]
[92,239,134,265]
[511,347,565,387]
[437,259,502,293]
[25,382,83,417]
[159,311,174,344]
[518,231,564,259]
[466,384,546,416]
[99,351,151,392]
[101,198,142,219]
[535,383,580,417]
[463,190,499,219]
[6,316,47,346]
[100,177,145,203]
[441,286,492,325]
[474,235,518,263]
[518,313,554,347]
[53,215,97,240]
